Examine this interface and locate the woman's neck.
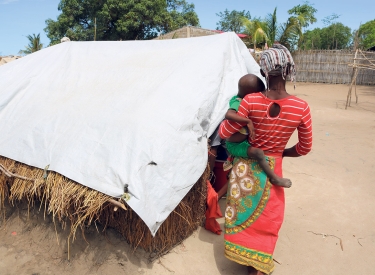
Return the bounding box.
[265,76,289,100]
[269,84,286,92]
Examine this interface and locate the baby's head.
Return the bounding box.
[237,74,265,98]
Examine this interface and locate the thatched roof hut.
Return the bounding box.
[154,26,249,43]
[0,33,262,258]
[154,26,219,40]
[0,55,22,66]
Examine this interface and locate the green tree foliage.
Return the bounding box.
[166,0,200,31]
[302,23,352,50]
[321,13,342,49]
[358,19,375,50]
[242,8,280,50]
[288,1,317,29]
[301,28,322,49]
[44,0,199,45]
[287,1,317,48]
[278,16,302,50]
[322,23,351,49]
[19,33,43,55]
[216,9,251,33]
[243,17,267,49]
[265,7,278,46]
[243,7,301,51]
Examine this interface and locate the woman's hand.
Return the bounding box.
[282,146,301,157]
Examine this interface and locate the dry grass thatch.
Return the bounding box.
[0,155,208,260]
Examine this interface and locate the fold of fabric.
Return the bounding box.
[205,180,223,235]
[224,157,285,274]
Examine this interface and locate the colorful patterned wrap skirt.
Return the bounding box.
[224,156,285,274]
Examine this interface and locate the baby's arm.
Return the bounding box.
[225,109,249,124]
[225,109,255,140]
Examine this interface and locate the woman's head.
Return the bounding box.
[260,44,296,88]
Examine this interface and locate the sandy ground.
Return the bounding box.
[1,82,375,275]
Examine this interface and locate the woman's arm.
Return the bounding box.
[284,104,312,157]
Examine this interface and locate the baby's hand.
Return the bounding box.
[247,120,255,140]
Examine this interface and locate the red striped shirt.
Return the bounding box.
[219,92,312,157]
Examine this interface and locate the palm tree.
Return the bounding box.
[278,17,302,50]
[19,33,43,55]
[243,17,268,50]
[287,3,318,49]
[243,8,284,50]
[264,7,278,46]
[243,7,306,52]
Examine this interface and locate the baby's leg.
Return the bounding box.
[247,147,292,188]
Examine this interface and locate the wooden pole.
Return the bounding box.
[94,18,97,41]
[353,50,358,105]
[345,66,358,109]
[348,75,352,107]
[355,72,358,103]
[345,49,358,109]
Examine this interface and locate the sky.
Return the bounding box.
[0,0,373,56]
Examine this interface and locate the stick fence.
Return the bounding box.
[293,50,375,85]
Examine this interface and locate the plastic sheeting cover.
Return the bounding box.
[0,33,263,235]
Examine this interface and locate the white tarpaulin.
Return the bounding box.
[0,33,263,235]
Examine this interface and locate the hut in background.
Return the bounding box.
[154,26,219,40]
[154,26,249,44]
[0,55,22,66]
[154,26,255,61]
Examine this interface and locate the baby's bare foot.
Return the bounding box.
[270,177,292,188]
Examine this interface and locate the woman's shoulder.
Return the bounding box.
[243,92,264,102]
[243,93,310,110]
[284,95,310,108]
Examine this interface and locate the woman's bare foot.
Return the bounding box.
[269,176,292,188]
[247,266,266,275]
